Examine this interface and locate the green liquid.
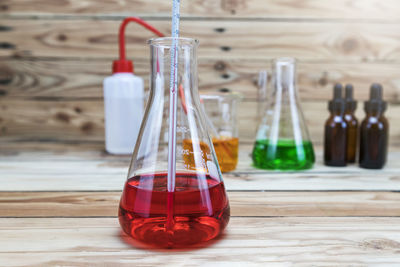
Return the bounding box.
[252,139,315,170]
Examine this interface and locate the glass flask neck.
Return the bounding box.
[273,57,298,97]
[149,37,200,99]
[148,37,199,47]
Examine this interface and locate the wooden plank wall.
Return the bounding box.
[1,0,400,146]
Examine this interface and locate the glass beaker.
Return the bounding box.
[118,37,230,248]
[200,90,241,172]
[252,58,315,170]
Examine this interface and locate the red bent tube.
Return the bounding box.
[119,17,164,61]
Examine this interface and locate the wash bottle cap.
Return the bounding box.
[364,83,387,113]
[344,84,357,112]
[113,17,164,74]
[328,83,345,113]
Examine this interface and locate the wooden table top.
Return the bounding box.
[1,143,400,266]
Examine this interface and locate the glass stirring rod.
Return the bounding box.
[166,0,181,232]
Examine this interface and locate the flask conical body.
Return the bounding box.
[118,37,230,248]
[252,58,315,170]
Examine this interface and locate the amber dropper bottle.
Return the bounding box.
[344,84,358,163]
[324,84,348,166]
[359,84,389,169]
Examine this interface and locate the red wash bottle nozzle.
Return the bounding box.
[113,17,164,73]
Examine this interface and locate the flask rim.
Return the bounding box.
[148,37,199,47]
[273,57,296,65]
[200,91,243,101]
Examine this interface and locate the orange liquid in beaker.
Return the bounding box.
[213,137,239,172]
[182,139,211,171]
[182,138,239,173]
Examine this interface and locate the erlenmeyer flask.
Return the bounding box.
[118,37,230,248]
[252,58,315,170]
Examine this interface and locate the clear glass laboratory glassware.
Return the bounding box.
[252,58,315,170]
[257,70,269,126]
[255,70,273,140]
[118,37,230,248]
[200,90,242,172]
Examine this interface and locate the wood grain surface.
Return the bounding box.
[1,217,400,266]
[0,147,400,266]
[2,0,400,20]
[1,144,400,264]
[2,1,400,145]
[2,19,400,61]
[1,147,400,191]
[2,191,400,217]
[2,59,400,101]
[2,1,400,265]
[2,99,400,145]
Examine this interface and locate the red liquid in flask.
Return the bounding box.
[119,172,230,248]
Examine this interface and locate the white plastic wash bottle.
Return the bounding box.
[103,17,163,154]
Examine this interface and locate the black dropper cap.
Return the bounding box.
[344,84,357,112]
[328,83,345,113]
[364,83,387,113]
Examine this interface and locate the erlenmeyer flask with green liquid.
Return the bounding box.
[252,58,315,170]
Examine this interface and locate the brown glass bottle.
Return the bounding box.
[359,84,389,169]
[324,84,348,166]
[344,84,358,163]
